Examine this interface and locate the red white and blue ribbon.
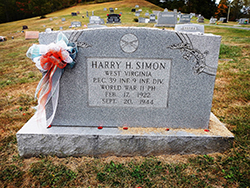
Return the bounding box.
[26,32,77,128]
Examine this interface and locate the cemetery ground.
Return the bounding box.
[0,0,250,187]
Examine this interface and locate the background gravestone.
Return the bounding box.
[71,21,82,27]
[148,14,156,23]
[175,24,204,34]
[210,17,217,24]
[238,18,249,24]
[155,11,177,27]
[197,15,204,23]
[17,27,234,157]
[178,14,192,24]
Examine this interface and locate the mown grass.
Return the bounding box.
[0,0,249,187]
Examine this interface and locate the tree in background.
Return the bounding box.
[215,0,228,18]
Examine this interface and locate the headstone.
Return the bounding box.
[106,14,121,24]
[71,12,77,16]
[238,18,249,24]
[22,25,28,30]
[197,15,204,23]
[104,8,107,11]
[175,24,204,34]
[88,16,105,25]
[115,8,118,10]
[178,14,192,23]
[138,9,142,13]
[135,11,140,17]
[135,5,139,8]
[164,8,168,12]
[17,27,234,157]
[60,27,63,30]
[62,18,66,22]
[155,11,177,27]
[174,9,177,13]
[77,11,80,14]
[148,14,156,23]
[24,31,39,39]
[219,17,226,22]
[50,18,53,21]
[138,17,146,23]
[109,8,114,13]
[131,9,136,12]
[145,12,149,17]
[71,21,82,27]
[92,11,94,16]
[45,28,52,32]
[209,17,217,24]
[86,11,89,17]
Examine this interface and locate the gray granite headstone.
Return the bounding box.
[135,11,140,17]
[155,11,177,27]
[104,8,107,11]
[138,17,146,23]
[135,5,139,8]
[179,14,192,23]
[88,16,104,25]
[39,27,221,129]
[175,24,204,34]
[17,27,235,157]
[219,17,226,22]
[148,14,156,23]
[71,21,82,27]
[197,15,204,23]
[62,18,66,22]
[145,12,149,17]
[209,17,217,24]
[238,18,249,24]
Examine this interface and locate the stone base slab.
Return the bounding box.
[16,113,234,157]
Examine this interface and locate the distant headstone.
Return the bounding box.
[60,27,63,30]
[135,11,140,17]
[238,18,249,24]
[71,21,82,27]
[138,9,142,13]
[17,28,234,157]
[88,16,105,25]
[86,11,89,17]
[120,12,122,15]
[104,8,107,11]
[71,12,77,16]
[25,31,39,39]
[107,14,121,24]
[155,11,177,27]
[109,8,114,13]
[45,28,52,32]
[135,5,139,8]
[178,14,192,24]
[175,24,204,34]
[174,9,177,13]
[164,8,168,12]
[92,11,94,16]
[62,18,66,22]
[50,18,53,21]
[138,17,146,23]
[148,14,156,23]
[22,25,28,30]
[219,17,226,22]
[145,12,149,17]
[77,11,80,14]
[209,17,217,24]
[131,9,136,12]
[197,15,204,23]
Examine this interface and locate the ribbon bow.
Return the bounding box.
[26,32,77,128]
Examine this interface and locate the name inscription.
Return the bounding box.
[87,58,171,107]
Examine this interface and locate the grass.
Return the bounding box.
[0,0,250,187]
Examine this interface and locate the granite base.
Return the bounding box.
[16,113,234,157]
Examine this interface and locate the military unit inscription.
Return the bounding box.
[87,57,171,108]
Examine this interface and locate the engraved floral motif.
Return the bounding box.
[167,33,216,76]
